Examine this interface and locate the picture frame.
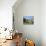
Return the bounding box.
[23,16,34,25]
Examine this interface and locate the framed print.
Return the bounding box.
[23,16,34,25]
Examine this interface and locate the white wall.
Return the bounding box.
[13,0,41,46]
[0,0,16,30]
[41,0,46,46]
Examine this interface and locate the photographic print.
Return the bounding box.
[23,16,34,24]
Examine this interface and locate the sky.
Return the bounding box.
[23,16,33,19]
